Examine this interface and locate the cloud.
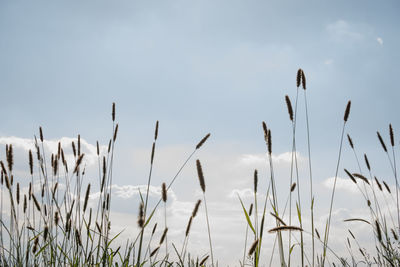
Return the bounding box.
[0,136,107,175]
[240,151,305,165]
[377,37,383,45]
[324,59,334,65]
[322,176,359,194]
[326,20,364,42]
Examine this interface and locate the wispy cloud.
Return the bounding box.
[322,176,359,194]
[377,37,383,45]
[326,19,364,42]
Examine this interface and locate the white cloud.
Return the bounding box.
[326,20,364,42]
[322,176,359,194]
[324,59,334,65]
[0,136,107,174]
[377,37,383,45]
[240,151,305,165]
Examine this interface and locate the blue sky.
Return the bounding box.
[1,0,400,265]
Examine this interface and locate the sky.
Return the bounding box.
[1,0,400,265]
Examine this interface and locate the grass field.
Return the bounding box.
[0,70,399,266]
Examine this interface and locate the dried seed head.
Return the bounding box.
[192,199,201,217]
[185,216,193,237]
[75,228,82,246]
[248,239,259,256]
[106,193,110,210]
[367,199,371,206]
[267,130,272,155]
[376,221,382,242]
[52,182,58,198]
[296,69,302,88]
[347,134,354,149]
[29,150,33,175]
[150,142,155,164]
[253,169,258,193]
[389,124,395,147]
[315,228,321,239]
[23,194,27,213]
[150,246,160,257]
[352,173,370,185]
[285,95,294,121]
[196,133,211,150]
[154,121,159,140]
[199,255,209,266]
[248,203,253,216]
[377,131,387,152]
[16,183,20,205]
[32,194,41,212]
[161,182,167,203]
[112,102,116,121]
[96,141,100,156]
[28,182,32,200]
[83,184,91,212]
[301,69,306,90]
[7,144,13,172]
[107,139,112,153]
[73,153,85,174]
[43,225,49,241]
[152,223,158,235]
[72,141,76,157]
[196,159,206,193]
[0,161,7,175]
[364,154,371,171]
[374,177,382,191]
[344,101,351,122]
[113,124,119,142]
[270,212,287,226]
[159,227,168,245]
[344,169,357,184]
[268,225,303,233]
[32,237,39,253]
[57,142,61,159]
[383,181,391,193]
[78,135,81,156]
[262,121,268,137]
[138,203,144,228]
[39,127,44,142]
[290,182,297,192]
[55,211,59,225]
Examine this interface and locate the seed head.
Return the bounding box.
[192,199,201,217]
[389,124,395,147]
[161,182,167,203]
[253,169,258,193]
[344,101,351,122]
[112,102,116,121]
[285,95,294,121]
[196,133,211,150]
[290,182,297,192]
[248,239,259,256]
[347,134,354,149]
[301,69,306,90]
[154,121,159,140]
[83,184,91,212]
[196,159,206,193]
[296,69,302,88]
[377,131,387,152]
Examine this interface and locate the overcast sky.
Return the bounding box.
[1,0,400,265]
